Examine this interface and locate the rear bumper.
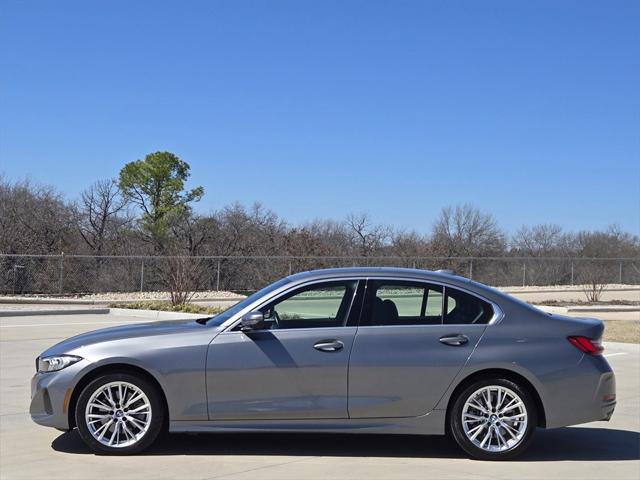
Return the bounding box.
[600,400,616,421]
[544,356,616,428]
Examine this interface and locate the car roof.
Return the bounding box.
[288,266,458,282]
[287,267,480,292]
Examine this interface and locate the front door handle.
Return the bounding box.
[439,334,469,346]
[314,340,344,352]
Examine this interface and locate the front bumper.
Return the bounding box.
[30,360,88,430]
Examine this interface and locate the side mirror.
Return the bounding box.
[240,311,264,332]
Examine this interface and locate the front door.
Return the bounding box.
[348,279,493,418]
[207,279,362,420]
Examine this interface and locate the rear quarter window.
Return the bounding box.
[444,287,494,325]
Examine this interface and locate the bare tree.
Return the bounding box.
[431,204,506,257]
[345,213,391,257]
[574,225,640,258]
[511,224,571,285]
[390,230,430,257]
[168,212,218,256]
[208,202,288,256]
[0,177,77,254]
[78,179,130,255]
[163,255,207,305]
[511,224,565,256]
[286,219,352,257]
[581,264,608,302]
[572,225,640,301]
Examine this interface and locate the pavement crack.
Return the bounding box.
[206,456,316,479]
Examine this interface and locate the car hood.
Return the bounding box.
[41,318,215,357]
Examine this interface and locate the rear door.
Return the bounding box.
[348,279,495,418]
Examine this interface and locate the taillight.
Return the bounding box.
[568,336,604,355]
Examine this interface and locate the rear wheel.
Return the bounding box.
[75,373,165,454]
[449,378,537,460]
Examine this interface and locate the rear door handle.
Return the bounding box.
[439,334,469,346]
[314,340,344,352]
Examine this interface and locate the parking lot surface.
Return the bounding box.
[1,313,639,479]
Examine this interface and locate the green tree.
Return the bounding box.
[118,151,204,250]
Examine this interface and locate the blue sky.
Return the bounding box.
[1,0,638,234]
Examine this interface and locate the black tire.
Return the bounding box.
[449,377,537,461]
[75,372,165,455]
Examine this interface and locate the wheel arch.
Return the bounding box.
[67,363,169,430]
[444,368,547,429]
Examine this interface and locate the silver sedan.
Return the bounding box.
[30,268,616,460]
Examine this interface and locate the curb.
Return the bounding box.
[566,306,640,313]
[0,308,212,319]
[0,308,110,317]
[536,305,640,315]
[502,288,640,295]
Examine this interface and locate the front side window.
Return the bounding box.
[256,280,358,330]
[206,277,291,325]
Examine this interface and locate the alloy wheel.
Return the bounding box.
[84,381,152,448]
[461,385,528,453]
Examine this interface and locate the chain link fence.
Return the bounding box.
[0,254,638,295]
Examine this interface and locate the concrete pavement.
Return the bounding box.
[1,312,638,479]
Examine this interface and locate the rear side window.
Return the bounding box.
[363,281,443,326]
[360,280,494,326]
[444,287,493,324]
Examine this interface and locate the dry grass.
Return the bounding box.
[110,301,226,316]
[603,320,640,344]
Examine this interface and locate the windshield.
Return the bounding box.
[205,277,291,325]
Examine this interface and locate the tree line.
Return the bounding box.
[1,152,638,261]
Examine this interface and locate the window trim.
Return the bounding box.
[223,278,362,332]
[220,275,503,332]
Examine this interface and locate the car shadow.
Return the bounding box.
[52,426,640,461]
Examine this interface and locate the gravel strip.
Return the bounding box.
[0,290,246,303]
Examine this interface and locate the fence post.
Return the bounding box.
[619,263,623,284]
[139,260,145,292]
[570,262,574,285]
[58,253,65,294]
[216,260,221,291]
[522,262,526,287]
[12,265,20,294]
[469,260,473,280]
[288,260,292,276]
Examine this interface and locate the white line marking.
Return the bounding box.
[604,352,628,358]
[0,320,149,328]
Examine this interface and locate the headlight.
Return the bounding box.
[37,355,82,373]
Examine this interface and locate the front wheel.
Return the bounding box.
[449,378,537,460]
[75,373,165,454]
